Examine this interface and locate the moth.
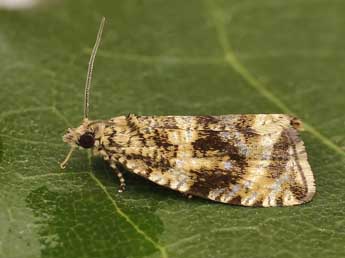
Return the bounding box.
[61,18,316,207]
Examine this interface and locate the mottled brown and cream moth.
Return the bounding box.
[60,18,316,207]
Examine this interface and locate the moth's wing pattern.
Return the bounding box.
[111,114,315,207]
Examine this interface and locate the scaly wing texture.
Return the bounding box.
[105,114,315,207]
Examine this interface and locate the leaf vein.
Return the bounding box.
[205,0,345,158]
[0,134,61,146]
[87,152,168,258]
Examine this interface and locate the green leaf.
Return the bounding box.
[1,1,345,258]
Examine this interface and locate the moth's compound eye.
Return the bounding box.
[78,133,95,148]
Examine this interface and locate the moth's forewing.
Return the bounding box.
[110,114,315,207]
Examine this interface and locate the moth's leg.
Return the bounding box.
[110,162,126,193]
[182,193,193,199]
[116,171,126,193]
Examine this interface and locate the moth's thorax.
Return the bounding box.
[99,116,139,147]
[90,116,140,160]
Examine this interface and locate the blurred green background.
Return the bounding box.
[0,0,344,258]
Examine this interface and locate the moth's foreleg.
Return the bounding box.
[110,162,126,193]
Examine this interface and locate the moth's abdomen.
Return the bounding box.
[110,114,315,207]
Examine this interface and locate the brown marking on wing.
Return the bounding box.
[252,199,263,207]
[188,169,240,198]
[290,184,308,201]
[285,128,308,201]
[228,196,242,205]
[196,116,221,130]
[275,196,283,206]
[267,130,290,178]
[235,115,255,126]
[152,129,175,150]
[192,131,247,172]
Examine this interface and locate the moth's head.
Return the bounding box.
[63,120,96,149]
[60,119,104,169]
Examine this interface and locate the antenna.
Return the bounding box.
[84,17,105,120]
